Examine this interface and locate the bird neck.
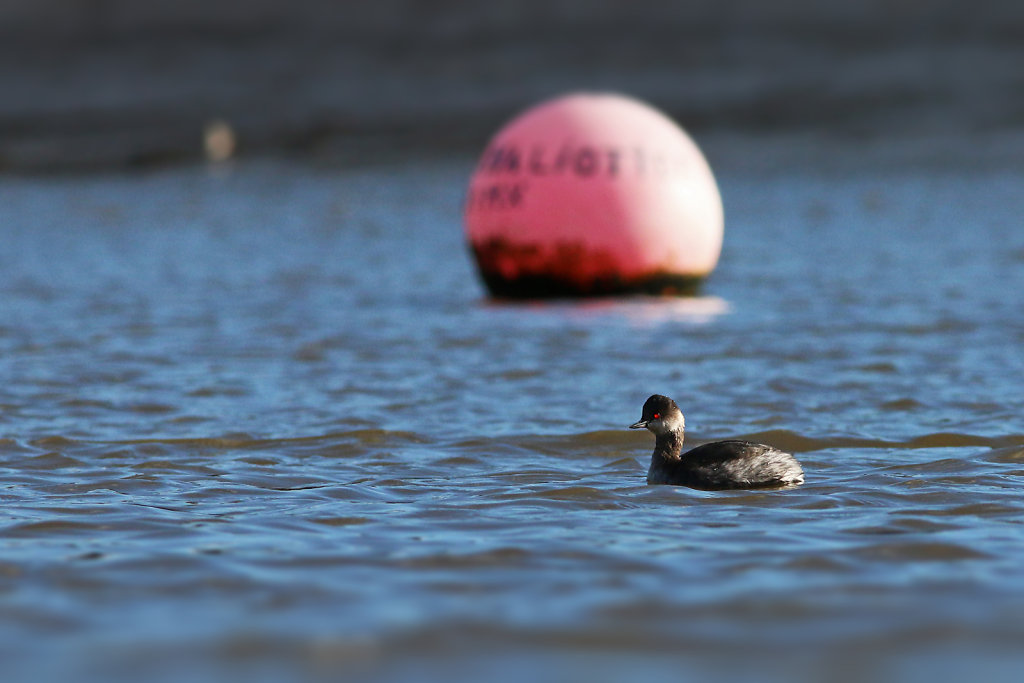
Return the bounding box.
[653,430,685,461]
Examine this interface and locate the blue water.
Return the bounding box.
[1,156,1024,682]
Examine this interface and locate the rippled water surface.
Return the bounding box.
[2,156,1024,682]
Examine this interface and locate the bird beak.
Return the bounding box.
[629,420,648,429]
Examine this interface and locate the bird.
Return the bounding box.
[630,394,804,490]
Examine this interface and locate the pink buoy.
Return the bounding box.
[464,92,723,298]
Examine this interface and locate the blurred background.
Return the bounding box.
[4,0,1024,171]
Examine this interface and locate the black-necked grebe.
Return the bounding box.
[629,394,804,490]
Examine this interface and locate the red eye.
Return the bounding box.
[653,413,661,419]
